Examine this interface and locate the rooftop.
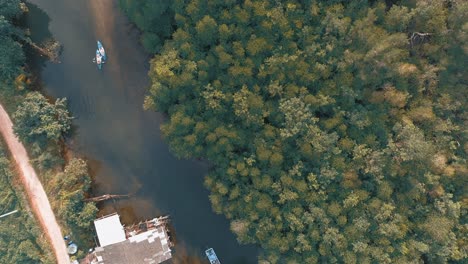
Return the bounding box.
[92,226,171,264]
[93,214,126,247]
[89,214,172,264]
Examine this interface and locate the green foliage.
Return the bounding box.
[0,9,53,264]
[45,158,98,259]
[0,34,24,81]
[13,91,72,146]
[118,0,173,53]
[51,158,97,231]
[141,32,162,53]
[0,13,25,82]
[0,0,21,20]
[0,145,54,264]
[0,3,97,261]
[141,0,467,262]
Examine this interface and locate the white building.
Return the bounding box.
[90,213,172,264]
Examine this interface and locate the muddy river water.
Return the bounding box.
[24,0,258,262]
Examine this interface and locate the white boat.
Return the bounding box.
[205,248,221,264]
[97,40,106,60]
[96,49,102,70]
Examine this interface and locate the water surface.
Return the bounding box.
[25,0,258,262]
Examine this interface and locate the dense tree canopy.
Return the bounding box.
[49,158,98,233]
[0,0,25,82]
[139,0,468,262]
[0,0,20,20]
[118,0,174,52]
[11,93,96,259]
[13,91,72,146]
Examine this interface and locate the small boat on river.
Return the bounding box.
[205,248,221,264]
[95,49,102,70]
[97,40,106,60]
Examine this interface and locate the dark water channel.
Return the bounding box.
[24,0,258,263]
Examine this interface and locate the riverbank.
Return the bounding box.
[3,51,97,263]
[0,140,55,263]
[23,0,258,262]
[0,1,98,262]
[0,104,70,264]
[0,66,98,263]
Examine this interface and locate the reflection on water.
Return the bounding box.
[25,0,258,263]
[20,2,51,87]
[98,198,161,224]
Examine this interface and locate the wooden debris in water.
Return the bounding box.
[84,194,131,202]
[26,38,62,63]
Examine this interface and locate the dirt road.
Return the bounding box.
[0,104,70,264]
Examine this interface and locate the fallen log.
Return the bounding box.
[27,39,61,63]
[84,194,131,202]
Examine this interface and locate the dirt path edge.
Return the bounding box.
[0,104,70,264]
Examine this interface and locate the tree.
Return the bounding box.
[195,15,218,47]
[0,34,25,81]
[53,158,97,232]
[0,14,25,82]
[137,0,467,262]
[13,92,72,145]
[0,0,21,20]
[118,0,173,53]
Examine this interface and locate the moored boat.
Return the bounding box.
[96,49,102,70]
[97,40,106,60]
[205,248,221,264]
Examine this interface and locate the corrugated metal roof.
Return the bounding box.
[92,226,171,264]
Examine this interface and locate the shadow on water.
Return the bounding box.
[25,0,259,263]
[19,2,51,86]
[21,2,52,44]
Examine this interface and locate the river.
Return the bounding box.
[24,0,258,263]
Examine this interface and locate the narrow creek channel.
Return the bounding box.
[24,0,258,263]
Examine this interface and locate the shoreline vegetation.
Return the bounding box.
[1,0,466,263]
[121,0,467,263]
[0,0,97,262]
[0,102,70,263]
[0,141,55,263]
